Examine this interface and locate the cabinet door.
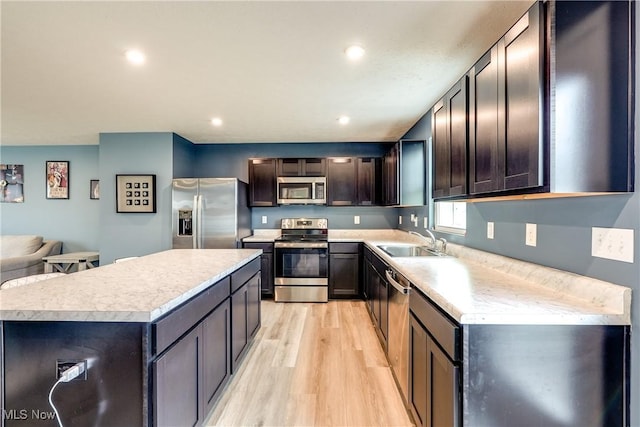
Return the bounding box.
[247,273,261,339]
[248,159,277,206]
[327,157,357,206]
[469,46,500,194]
[260,252,273,297]
[202,300,231,415]
[379,271,388,343]
[428,336,460,427]
[302,158,326,176]
[278,158,301,176]
[154,327,202,427]
[231,285,248,373]
[329,253,360,298]
[498,4,543,190]
[383,144,399,205]
[278,158,326,176]
[432,77,468,199]
[409,315,428,427]
[357,157,380,205]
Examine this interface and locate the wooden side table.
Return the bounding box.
[43,251,100,273]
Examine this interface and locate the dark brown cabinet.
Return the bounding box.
[356,157,381,206]
[327,157,357,206]
[242,242,274,298]
[327,157,381,206]
[409,290,460,427]
[154,297,232,427]
[248,158,277,207]
[329,242,361,298]
[231,270,261,373]
[432,76,468,199]
[363,246,389,350]
[277,158,325,176]
[383,144,399,205]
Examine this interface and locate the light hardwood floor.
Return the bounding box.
[205,300,415,427]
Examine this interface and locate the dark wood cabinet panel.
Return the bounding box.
[231,285,248,373]
[429,339,459,427]
[499,4,543,191]
[409,315,428,427]
[383,143,399,205]
[248,158,277,207]
[329,242,361,299]
[247,273,261,338]
[154,327,202,427]
[202,300,231,415]
[432,77,468,199]
[277,158,326,176]
[327,157,357,206]
[356,157,381,205]
[469,46,500,194]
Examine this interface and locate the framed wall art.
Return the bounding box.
[46,161,69,199]
[90,179,100,200]
[116,174,156,213]
[0,164,25,203]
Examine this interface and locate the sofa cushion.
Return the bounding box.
[0,235,44,259]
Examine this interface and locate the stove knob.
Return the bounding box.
[318,219,328,229]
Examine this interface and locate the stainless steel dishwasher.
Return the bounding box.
[386,267,410,405]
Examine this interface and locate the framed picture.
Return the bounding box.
[90,179,100,200]
[116,174,156,213]
[46,161,69,199]
[0,164,25,203]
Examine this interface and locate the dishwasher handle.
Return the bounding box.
[386,269,410,295]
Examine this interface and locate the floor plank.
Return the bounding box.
[205,300,414,427]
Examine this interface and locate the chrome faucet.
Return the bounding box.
[437,237,447,253]
[408,230,436,249]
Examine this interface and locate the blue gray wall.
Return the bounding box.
[0,145,100,252]
[98,133,175,263]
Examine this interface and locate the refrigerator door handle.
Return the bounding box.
[197,195,204,249]
[192,195,199,249]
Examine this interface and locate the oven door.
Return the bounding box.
[274,241,328,286]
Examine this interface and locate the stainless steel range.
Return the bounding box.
[274,218,328,302]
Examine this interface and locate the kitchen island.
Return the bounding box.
[0,249,262,427]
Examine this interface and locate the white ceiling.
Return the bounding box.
[1,0,534,146]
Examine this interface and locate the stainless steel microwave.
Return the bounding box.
[277,176,326,205]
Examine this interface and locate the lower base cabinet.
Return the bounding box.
[242,242,274,298]
[231,270,261,373]
[329,242,361,298]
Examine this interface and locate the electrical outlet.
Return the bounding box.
[261,215,267,224]
[354,215,360,225]
[525,223,537,247]
[592,227,634,263]
[399,215,402,225]
[424,217,428,229]
[487,222,494,239]
[56,360,87,381]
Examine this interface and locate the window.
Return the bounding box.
[434,201,467,234]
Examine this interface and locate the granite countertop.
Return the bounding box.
[242,229,631,326]
[0,249,261,323]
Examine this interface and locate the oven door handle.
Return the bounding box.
[274,242,328,249]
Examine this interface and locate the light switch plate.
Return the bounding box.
[261,215,267,224]
[525,223,537,247]
[487,222,494,239]
[592,227,634,263]
[354,215,360,225]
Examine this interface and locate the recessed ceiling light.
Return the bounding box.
[338,116,350,125]
[125,49,146,65]
[211,117,223,127]
[345,45,365,61]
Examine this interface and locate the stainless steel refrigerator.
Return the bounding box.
[172,178,251,249]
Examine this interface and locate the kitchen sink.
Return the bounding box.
[377,244,448,258]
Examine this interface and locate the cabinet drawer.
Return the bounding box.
[410,289,460,362]
[153,276,230,356]
[329,242,360,253]
[243,242,274,253]
[231,257,260,293]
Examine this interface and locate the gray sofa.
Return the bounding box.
[0,235,62,284]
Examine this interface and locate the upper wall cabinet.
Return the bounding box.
[248,158,277,207]
[436,0,634,200]
[277,158,326,177]
[326,157,381,206]
[433,77,469,199]
[468,4,544,195]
